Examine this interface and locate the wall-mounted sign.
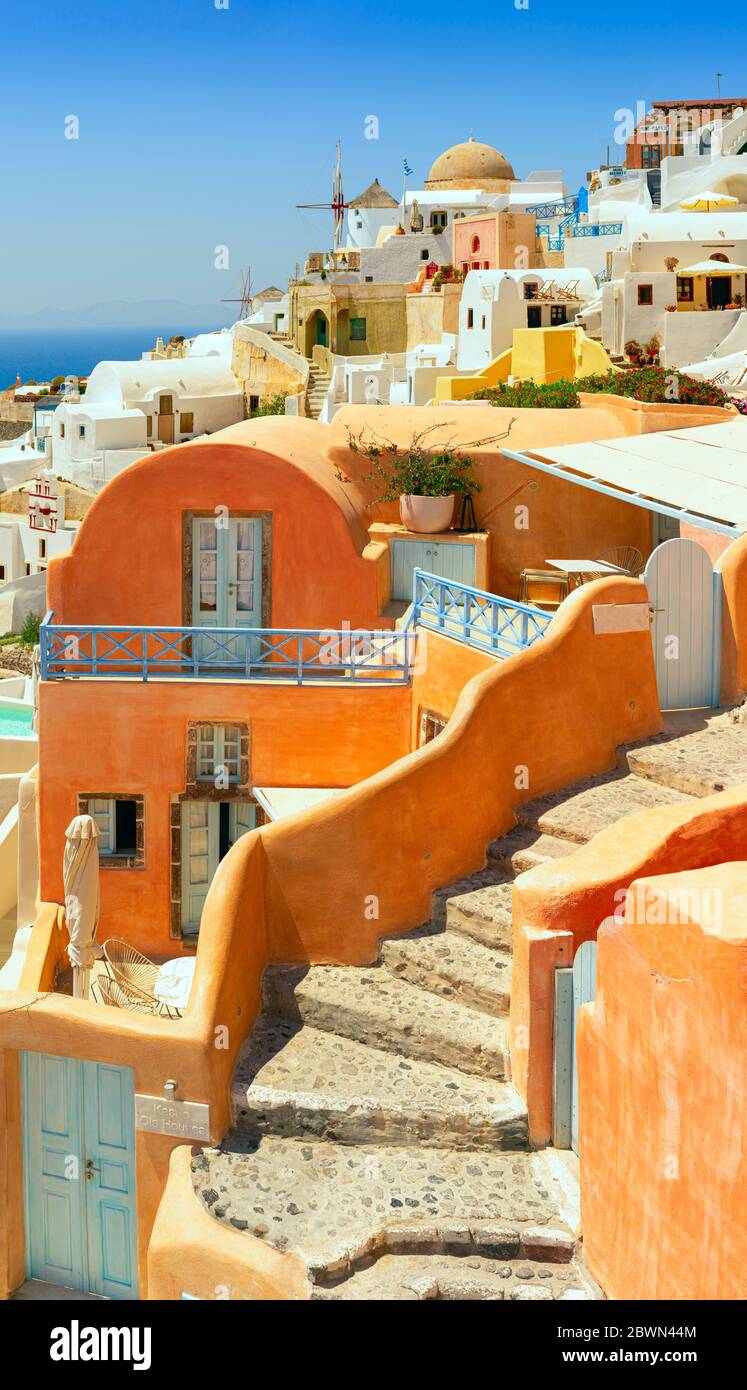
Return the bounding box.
[135,1093,210,1141]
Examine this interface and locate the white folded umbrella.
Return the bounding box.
[63,814,101,1000]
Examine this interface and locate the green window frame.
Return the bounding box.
[349,317,367,342]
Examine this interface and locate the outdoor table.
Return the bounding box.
[546,558,628,588]
[154,957,196,1012]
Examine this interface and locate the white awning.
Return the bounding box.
[253,786,349,822]
[502,419,747,536]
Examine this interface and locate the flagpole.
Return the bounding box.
[403,171,407,230]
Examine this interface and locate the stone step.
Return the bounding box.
[231,1017,527,1150]
[487,826,578,875]
[446,878,514,950]
[380,929,511,1017]
[517,769,694,843]
[617,714,747,798]
[191,1134,581,1280]
[312,1252,595,1300]
[262,963,511,1079]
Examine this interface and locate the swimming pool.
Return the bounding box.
[0,701,35,737]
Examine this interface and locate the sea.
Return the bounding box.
[0,325,221,389]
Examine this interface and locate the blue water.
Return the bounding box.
[0,326,224,389]
[0,702,34,737]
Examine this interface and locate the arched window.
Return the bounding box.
[709,253,730,262]
[471,235,481,255]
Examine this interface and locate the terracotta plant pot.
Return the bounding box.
[399,494,455,533]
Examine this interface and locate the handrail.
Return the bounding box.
[39,613,416,685]
[411,569,553,657]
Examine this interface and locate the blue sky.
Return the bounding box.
[0,0,736,316]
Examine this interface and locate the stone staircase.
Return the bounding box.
[193,709,746,1300]
[305,362,331,419]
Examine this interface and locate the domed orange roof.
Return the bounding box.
[426,135,515,187]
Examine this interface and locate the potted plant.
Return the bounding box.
[625,339,643,364]
[339,421,514,533]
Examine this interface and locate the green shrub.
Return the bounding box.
[20,612,41,646]
[470,367,738,410]
[249,392,286,418]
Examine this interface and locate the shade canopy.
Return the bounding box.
[679,191,740,210]
[502,419,747,538]
[63,814,101,998]
[678,260,747,276]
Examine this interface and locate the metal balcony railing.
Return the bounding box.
[411,571,553,657]
[39,614,416,685]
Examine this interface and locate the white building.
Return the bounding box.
[0,475,78,592]
[52,355,243,490]
[456,268,598,372]
[0,432,47,492]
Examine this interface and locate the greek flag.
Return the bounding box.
[403,159,413,176]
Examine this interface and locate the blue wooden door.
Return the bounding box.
[571,941,597,1156]
[644,538,721,710]
[21,1052,87,1292]
[390,538,476,601]
[82,1061,139,1299]
[22,1052,138,1298]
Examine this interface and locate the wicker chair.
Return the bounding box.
[596,545,644,578]
[95,973,160,1015]
[103,938,160,1008]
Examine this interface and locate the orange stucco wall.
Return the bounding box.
[511,785,747,1145]
[38,679,412,957]
[46,418,385,631]
[1,578,662,1297]
[578,859,747,1300]
[326,402,731,598]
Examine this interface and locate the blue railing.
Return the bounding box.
[566,222,623,238]
[39,613,416,685]
[525,197,579,218]
[411,571,553,657]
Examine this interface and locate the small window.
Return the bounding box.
[196,724,241,785]
[637,284,654,305]
[421,249,429,261]
[419,708,448,747]
[59,422,65,439]
[146,416,153,436]
[349,317,367,341]
[461,262,469,276]
[676,276,694,302]
[524,282,538,299]
[467,308,474,328]
[364,275,374,282]
[248,395,260,414]
[471,235,481,255]
[180,411,194,433]
[430,211,447,230]
[0,565,5,581]
[39,538,46,559]
[78,424,86,439]
[481,315,486,330]
[86,796,141,862]
[550,305,567,325]
[24,563,31,576]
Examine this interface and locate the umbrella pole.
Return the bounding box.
[73,967,91,1000]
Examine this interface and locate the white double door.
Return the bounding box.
[181,800,256,935]
[192,517,262,664]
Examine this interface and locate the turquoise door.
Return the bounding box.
[390,538,476,602]
[192,517,263,666]
[22,1052,138,1299]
